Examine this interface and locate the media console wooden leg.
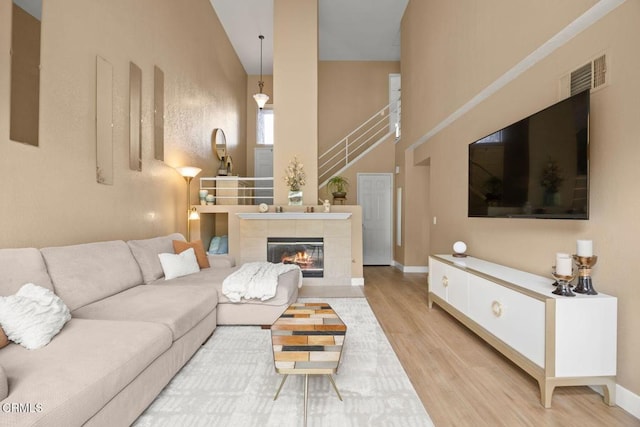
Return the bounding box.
[603,379,617,406]
[540,380,555,408]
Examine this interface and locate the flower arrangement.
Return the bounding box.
[284,156,306,191]
[540,158,564,193]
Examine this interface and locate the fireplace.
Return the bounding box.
[267,237,324,278]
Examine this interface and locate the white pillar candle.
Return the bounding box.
[556,253,572,276]
[577,240,593,257]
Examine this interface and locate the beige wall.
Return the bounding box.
[317,61,399,204]
[401,0,639,398]
[0,0,247,248]
[318,61,400,154]
[273,0,318,205]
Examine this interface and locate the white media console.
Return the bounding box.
[428,255,617,407]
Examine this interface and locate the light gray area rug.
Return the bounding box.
[134,298,434,427]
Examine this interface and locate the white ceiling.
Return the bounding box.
[14,0,42,20]
[210,0,408,75]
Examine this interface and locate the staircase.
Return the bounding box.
[318,99,400,188]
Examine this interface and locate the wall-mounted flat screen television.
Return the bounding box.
[468,90,589,219]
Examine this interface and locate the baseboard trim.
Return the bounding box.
[392,261,428,273]
[590,383,640,420]
[351,277,364,286]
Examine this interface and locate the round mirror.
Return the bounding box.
[211,128,227,160]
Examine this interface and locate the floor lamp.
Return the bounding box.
[175,166,202,241]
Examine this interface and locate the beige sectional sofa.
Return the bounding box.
[0,233,300,426]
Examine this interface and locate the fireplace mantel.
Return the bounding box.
[236,212,351,220]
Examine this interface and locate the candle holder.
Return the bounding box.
[572,255,598,295]
[551,268,576,297]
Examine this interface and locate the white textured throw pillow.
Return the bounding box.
[158,247,200,280]
[0,283,71,350]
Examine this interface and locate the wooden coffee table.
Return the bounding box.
[271,302,347,425]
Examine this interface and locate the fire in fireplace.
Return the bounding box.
[267,237,324,278]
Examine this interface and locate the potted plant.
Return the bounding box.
[327,176,349,198]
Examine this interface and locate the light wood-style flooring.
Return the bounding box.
[362,266,639,427]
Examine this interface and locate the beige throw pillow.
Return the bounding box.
[173,240,210,269]
[0,327,8,349]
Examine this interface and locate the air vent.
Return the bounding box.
[559,53,608,98]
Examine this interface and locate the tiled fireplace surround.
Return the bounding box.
[238,214,353,286]
[192,206,363,286]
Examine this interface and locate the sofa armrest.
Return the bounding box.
[207,254,236,268]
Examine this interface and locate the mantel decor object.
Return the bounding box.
[284,156,306,206]
[572,255,598,295]
[288,191,303,206]
[551,268,576,297]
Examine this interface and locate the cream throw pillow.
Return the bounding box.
[158,248,200,280]
[0,283,71,350]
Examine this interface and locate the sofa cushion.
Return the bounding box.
[71,284,218,341]
[0,283,71,350]
[41,240,143,311]
[0,364,7,401]
[158,248,200,280]
[173,240,210,268]
[0,318,171,426]
[128,233,185,284]
[207,254,236,269]
[0,248,54,296]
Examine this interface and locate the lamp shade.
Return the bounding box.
[175,166,202,178]
[188,207,200,220]
[253,92,270,109]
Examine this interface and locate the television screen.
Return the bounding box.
[468,90,589,219]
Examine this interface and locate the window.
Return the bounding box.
[257,106,274,145]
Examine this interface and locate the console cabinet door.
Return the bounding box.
[468,275,545,367]
[428,258,448,301]
[428,258,469,314]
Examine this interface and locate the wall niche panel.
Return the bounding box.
[154,66,165,161]
[10,0,41,146]
[129,62,142,171]
[96,56,113,184]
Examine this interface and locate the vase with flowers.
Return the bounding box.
[284,156,306,205]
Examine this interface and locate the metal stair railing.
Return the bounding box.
[318,99,400,188]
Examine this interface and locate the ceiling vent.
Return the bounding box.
[559,53,608,99]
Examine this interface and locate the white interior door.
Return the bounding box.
[358,173,393,265]
[254,147,273,204]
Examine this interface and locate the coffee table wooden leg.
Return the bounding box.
[327,375,343,401]
[304,374,309,427]
[273,374,288,401]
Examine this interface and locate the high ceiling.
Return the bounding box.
[210,0,409,75]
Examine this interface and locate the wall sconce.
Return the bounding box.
[175,166,202,241]
[188,207,200,221]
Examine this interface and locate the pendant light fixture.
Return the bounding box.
[253,35,270,109]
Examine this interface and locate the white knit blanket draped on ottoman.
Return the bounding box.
[222,262,302,303]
